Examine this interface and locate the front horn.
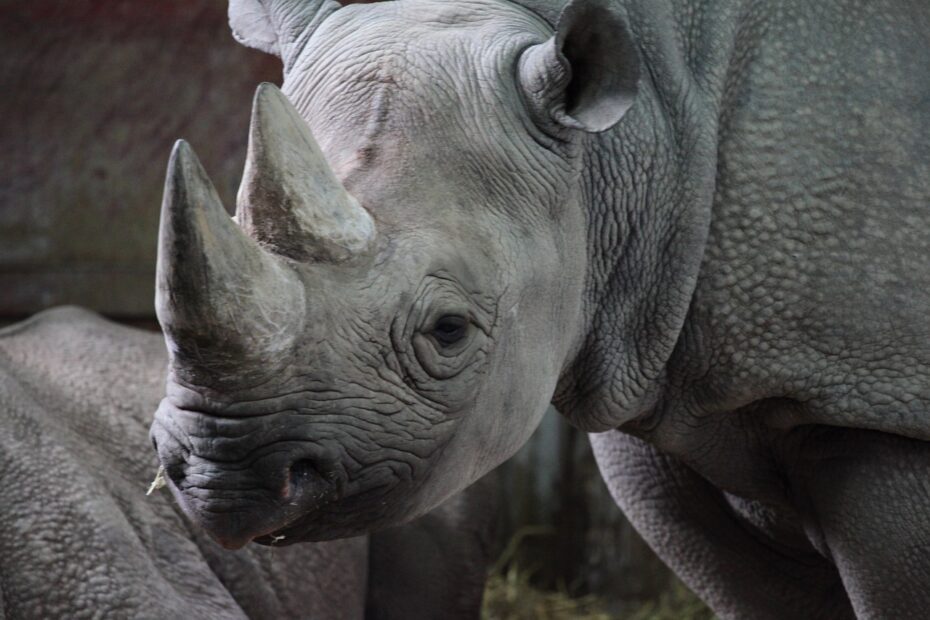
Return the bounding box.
[237,83,376,263]
[155,140,305,375]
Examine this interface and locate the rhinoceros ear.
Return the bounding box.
[518,0,640,133]
[229,0,388,62]
[229,0,341,65]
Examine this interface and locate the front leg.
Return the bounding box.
[590,430,854,620]
[797,427,930,619]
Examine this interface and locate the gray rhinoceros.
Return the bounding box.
[0,308,494,619]
[149,0,930,617]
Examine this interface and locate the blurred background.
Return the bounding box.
[0,1,710,617]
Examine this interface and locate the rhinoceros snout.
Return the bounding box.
[150,403,343,549]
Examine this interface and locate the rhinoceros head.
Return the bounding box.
[150,0,639,548]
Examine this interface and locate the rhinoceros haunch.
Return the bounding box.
[150,0,930,617]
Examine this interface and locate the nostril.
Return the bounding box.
[288,459,322,487]
[286,458,336,501]
[164,462,186,487]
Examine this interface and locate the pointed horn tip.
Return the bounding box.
[170,138,193,162]
[255,81,280,96]
[246,82,299,149]
[162,137,229,225]
[251,82,288,119]
[254,81,284,101]
[241,79,379,262]
[166,139,203,183]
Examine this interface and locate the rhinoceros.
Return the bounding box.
[149,0,930,617]
[0,308,495,619]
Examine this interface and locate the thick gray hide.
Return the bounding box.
[153,0,930,618]
[0,308,494,619]
[0,308,366,619]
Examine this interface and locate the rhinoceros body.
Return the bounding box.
[147,0,930,618]
[0,308,493,619]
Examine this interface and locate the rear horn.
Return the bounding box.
[236,83,377,263]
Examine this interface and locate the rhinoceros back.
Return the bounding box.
[0,307,367,619]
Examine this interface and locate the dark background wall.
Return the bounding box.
[0,0,280,318]
[0,1,681,613]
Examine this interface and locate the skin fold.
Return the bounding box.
[0,308,494,619]
[149,0,930,618]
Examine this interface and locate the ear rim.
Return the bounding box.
[229,0,281,57]
[228,0,342,67]
[518,0,640,135]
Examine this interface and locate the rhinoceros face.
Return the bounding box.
[150,0,638,548]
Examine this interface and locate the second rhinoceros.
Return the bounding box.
[150,0,930,617]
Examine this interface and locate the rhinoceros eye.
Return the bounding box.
[430,315,469,348]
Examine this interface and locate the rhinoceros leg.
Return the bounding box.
[798,428,930,619]
[365,472,498,620]
[590,430,855,620]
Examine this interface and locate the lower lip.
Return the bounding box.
[254,522,304,546]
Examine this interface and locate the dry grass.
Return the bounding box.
[624,582,717,620]
[482,571,716,620]
[482,528,716,620]
[482,563,612,620]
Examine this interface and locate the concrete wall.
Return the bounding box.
[0,0,280,317]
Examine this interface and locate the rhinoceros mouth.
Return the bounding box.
[166,469,344,549]
[248,504,368,545]
[252,520,315,546]
[248,498,362,546]
[150,400,363,548]
[248,470,416,544]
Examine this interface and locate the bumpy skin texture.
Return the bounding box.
[149,0,928,617]
[0,308,493,619]
[560,0,930,618]
[154,0,588,547]
[0,308,367,619]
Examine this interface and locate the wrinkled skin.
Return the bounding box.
[0,308,494,619]
[153,0,584,547]
[152,0,930,618]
